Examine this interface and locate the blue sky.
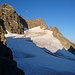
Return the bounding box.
[0,0,75,43]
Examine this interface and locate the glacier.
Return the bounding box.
[5,28,75,75]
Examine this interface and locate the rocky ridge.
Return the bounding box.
[26,18,48,29]
[0,3,28,34]
[50,26,75,50]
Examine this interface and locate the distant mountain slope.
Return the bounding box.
[26,18,48,29]
[26,18,75,51]
[50,26,75,49]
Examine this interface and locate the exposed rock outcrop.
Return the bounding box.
[0,41,13,59]
[68,46,75,54]
[0,10,25,74]
[0,3,28,34]
[26,18,48,29]
[50,26,75,50]
[0,18,6,45]
[0,42,25,75]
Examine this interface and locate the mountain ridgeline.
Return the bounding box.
[26,18,48,29]
[50,26,75,49]
[0,3,75,53]
[0,3,28,34]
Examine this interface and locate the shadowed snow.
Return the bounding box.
[5,29,75,75]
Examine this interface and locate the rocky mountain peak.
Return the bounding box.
[2,3,13,8]
[50,26,75,49]
[1,3,15,11]
[0,3,28,34]
[26,18,48,29]
[0,3,15,16]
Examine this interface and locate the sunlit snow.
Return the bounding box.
[25,26,63,52]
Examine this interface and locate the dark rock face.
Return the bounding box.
[0,42,13,59]
[0,3,28,34]
[50,26,75,50]
[0,56,24,75]
[26,18,48,29]
[0,41,25,75]
[68,46,75,55]
[0,18,6,45]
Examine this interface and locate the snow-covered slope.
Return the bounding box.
[5,33,75,75]
[25,26,63,52]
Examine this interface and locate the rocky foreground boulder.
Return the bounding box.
[0,3,28,34]
[50,26,75,50]
[26,18,48,29]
